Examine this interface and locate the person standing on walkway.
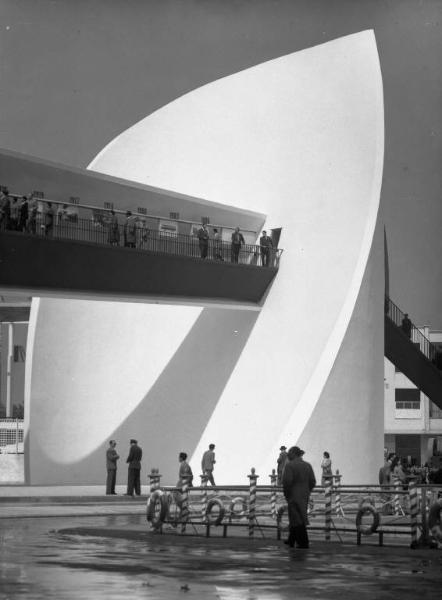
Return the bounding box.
[123,211,137,248]
[213,228,223,261]
[107,210,120,246]
[401,313,412,339]
[197,223,209,259]
[126,439,142,496]
[44,202,54,236]
[201,443,216,485]
[0,190,11,230]
[277,445,288,485]
[320,451,333,487]
[106,439,120,495]
[231,226,245,263]
[27,195,38,234]
[18,196,29,232]
[259,230,273,267]
[282,446,316,548]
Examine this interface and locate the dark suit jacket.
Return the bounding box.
[126,444,142,469]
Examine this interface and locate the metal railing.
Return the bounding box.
[0,197,283,268]
[0,418,24,454]
[146,468,442,547]
[385,296,440,366]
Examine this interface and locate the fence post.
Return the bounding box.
[148,468,162,493]
[269,468,277,519]
[248,467,259,538]
[200,473,208,521]
[15,417,19,454]
[421,486,429,544]
[409,480,418,548]
[334,470,342,516]
[324,480,332,541]
[393,476,401,515]
[180,479,190,534]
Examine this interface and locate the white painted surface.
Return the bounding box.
[26,31,384,484]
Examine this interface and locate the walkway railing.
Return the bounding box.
[385,296,440,365]
[0,191,283,267]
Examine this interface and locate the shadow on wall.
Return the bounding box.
[34,306,259,485]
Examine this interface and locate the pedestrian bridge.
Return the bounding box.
[0,148,281,306]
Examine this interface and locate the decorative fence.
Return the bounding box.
[0,418,24,454]
[146,468,442,548]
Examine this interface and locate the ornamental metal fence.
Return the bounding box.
[145,468,442,548]
[0,418,24,454]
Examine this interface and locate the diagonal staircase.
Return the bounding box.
[384,296,442,409]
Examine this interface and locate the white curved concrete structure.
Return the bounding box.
[26,31,384,485]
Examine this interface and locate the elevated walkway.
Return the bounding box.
[384,297,442,409]
[0,229,278,305]
[0,148,281,305]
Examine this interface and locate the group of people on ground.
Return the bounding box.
[379,451,440,490]
[105,440,217,497]
[107,438,334,550]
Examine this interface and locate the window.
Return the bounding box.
[104,201,113,210]
[169,211,180,220]
[13,345,26,362]
[69,197,80,205]
[430,402,442,419]
[201,216,210,225]
[32,190,44,199]
[137,207,147,215]
[395,388,420,410]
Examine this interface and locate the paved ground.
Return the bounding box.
[0,512,441,600]
[0,489,441,599]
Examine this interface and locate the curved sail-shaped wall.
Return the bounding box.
[25,31,384,485]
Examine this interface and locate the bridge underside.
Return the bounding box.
[0,231,276,306]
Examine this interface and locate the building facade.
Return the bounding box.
[384,328,442,466]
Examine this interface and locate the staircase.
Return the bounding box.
[384,296,442,409]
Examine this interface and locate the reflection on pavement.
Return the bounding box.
[0,515,441,599]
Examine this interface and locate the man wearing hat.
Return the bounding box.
[126,439,143,497]
[282,446,316,548]
[277,445,288,485]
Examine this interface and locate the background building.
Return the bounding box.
[384,328,442,466]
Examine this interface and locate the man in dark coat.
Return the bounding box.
[126,438,142,496]
[197,223,209,259]
[259,230,273,267]
[282,446,316,548]
[105,439,119,495]
[277,445,288,485]
[231,226,245,263]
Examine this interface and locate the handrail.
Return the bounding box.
[0,211,283,268]
[385,295,440,364]
[3,188,260,237]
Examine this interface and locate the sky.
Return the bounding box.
[0,0,441,327]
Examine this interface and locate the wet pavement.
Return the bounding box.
[0,514,441,600]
